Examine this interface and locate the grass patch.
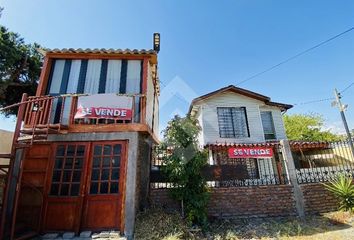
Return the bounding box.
[135,208,354,240]
[134,208,190,240]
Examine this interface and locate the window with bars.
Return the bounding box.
[90,143,121,195]
[261,111,276,140]
[217,107,249,138]
[50,144,86,196]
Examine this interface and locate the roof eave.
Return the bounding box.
[42,48,158,62]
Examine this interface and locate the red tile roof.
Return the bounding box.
[205,140,331,150]
[42,48,157,55]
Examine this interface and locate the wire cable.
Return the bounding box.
[292,97,335,106]
[292,80,354,107]
[236,26,354,86]
[340,81,354,94]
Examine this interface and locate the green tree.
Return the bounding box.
[283,113,340,141]
[0,25,43,115]
[162,115,209,227]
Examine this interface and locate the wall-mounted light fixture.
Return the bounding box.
[32,103,39,112]
[153,33,160,53]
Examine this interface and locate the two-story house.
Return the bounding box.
[188,85,292,185]
[1,35,160,240]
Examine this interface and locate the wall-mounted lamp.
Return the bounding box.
[32,103,39,112]
[153,33,160,53]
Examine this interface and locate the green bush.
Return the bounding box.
[162,115,209,227]
[323,174,354,212]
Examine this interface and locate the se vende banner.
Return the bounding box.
[74,94,133,120]
[228,147,273,158]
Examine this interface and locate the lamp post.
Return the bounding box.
[153,33,160,53]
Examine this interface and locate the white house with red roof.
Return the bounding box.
[188,85,293,182]
[189,85,292,147]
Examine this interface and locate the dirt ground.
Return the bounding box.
[134,209,354,240]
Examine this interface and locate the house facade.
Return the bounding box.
[189,85,292,185]
[1,39,160,239]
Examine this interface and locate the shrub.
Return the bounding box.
[323,174,354,212]
[162,115,209,227]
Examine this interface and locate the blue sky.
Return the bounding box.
[1,0,354,135]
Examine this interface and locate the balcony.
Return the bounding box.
[18,93,147,142]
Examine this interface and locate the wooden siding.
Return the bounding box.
[196,91,286,145]
[153,94,159,137]
[16,144,52,234]
[145,63,154,129]
[196,107,205,146]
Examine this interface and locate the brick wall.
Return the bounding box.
[300,183,338,214]
[149,188,181,212]
[150,185,297,217]
[208,185,296,217]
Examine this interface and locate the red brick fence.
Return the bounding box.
[149,139,353,218]
[150,183,338,218]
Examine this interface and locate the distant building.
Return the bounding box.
[0,130,13,165]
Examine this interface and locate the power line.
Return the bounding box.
[292,81,353,107]
[293,97,335,106]
[340,81,354,94]
[236,26,354,86]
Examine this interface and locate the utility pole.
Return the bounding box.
[333,88,354,158]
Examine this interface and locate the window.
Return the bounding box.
[50,144,86,196]
[261,111,276,140]
[89,143,122,194]
[217,107,249,138]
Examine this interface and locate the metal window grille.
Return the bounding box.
[150,144,289,189]
[217,107,249,138]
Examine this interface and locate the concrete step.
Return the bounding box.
[38,230,126,240]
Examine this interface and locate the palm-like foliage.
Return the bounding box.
[323,175,354,212]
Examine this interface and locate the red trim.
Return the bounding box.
[36,57,51,96]
[142,58,149,94]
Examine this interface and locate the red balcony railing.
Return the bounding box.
[22,94,145,130]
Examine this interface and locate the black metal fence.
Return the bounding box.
[293,140,354,184]
[150,144,289,189]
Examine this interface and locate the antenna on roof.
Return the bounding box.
[153,33,160,53]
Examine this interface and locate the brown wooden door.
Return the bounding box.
[81,142,126,231]
[43,141,126,233]
[43,143,89,232]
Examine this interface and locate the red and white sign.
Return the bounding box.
[74,94,133,120]
[228,147,273,158]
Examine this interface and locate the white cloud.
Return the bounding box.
[323,121,347,135]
